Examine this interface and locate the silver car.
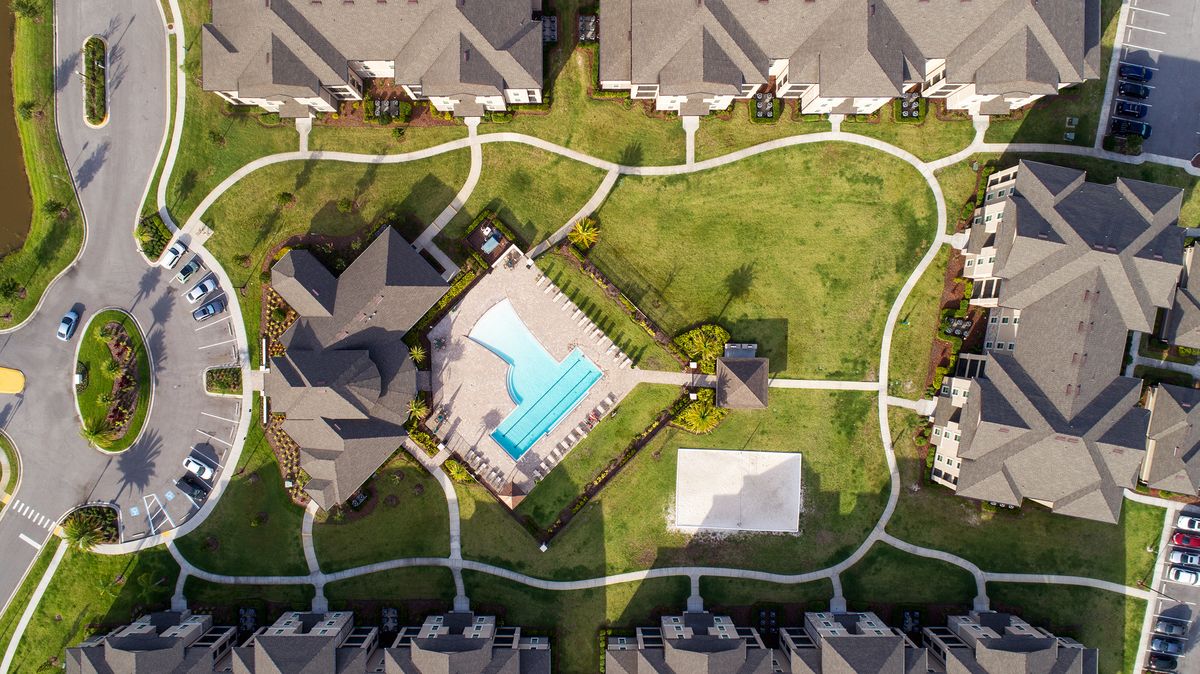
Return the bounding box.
[1168,566,1200,586]
[185,277,218,304]
[1170,549,1200,566]
[182,455,215,481]
[161,241,187,268]
[1178,514,1200,532]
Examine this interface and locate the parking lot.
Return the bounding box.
[1147,508,1200,673]
[1109,0,1200,160]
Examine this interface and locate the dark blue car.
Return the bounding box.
[1119,63,1154,82]
[1116,100,1148,119]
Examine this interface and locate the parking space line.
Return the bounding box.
[1124,43,1164,53]
[1129,6,1170,16]
[199,338,236,350]
[1119,60,1160,71]
[1117,98,1153,107]
[17,534,39,549]
[1126,24,1166,34]
[194,316,231,332]
[196,429,233,447]
[201,411,238,424]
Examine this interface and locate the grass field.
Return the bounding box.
[0,10,84,326]
[324,567,456,615]
[459,390,888,579]
[842,543,978,611]
[886,410,1163,586]
[693,102,831,161]
[313,452,450,572]
[590,142,936,379]
[436,144,608,255]
[984,0,1121,146]
[75,311,151,452]
[1,432,19,494]
[174,403,307,576]
[167,0,296,222]
[0,545,177,673]
[888,248,948,398]
[515,384,681,530]
[308,124,468,154]
[698,577,834,611]
[183,578,314,624]
[480,49,685,166]
[536,252,680,371]
[203,153,468,365]
[464,571,689,674]
[844,104,976,162]
[989,583,1144,674]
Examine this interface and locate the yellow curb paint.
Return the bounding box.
[0,493,9,504]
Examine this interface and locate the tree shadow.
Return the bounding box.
[74,140,112,191]
[619,142,644,167]
[111,428,163,501]
[129,266,158,311]
[54,51,80,93]
[719,262,755,319]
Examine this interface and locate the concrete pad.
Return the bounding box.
[674,448,802,533]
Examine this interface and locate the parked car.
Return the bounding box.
[161,241,187,268]
[1149,654,1179,672]
[1152,637,1184,655]
[185,277,218,304]
[1175,532,1200,549]
[56,310,79,341]
[1168,565,1200,585]
[1119,81,1151,99]
[176,474,210,502]
[1178,515,1200,532]
[1116,100,1148,118]
[1170,549,1200,566]
[192,299,225,322]
[1111,118,1152,139]
[1119,63,1154,82]
[1155,619,1187,637]
[175,257,201,284]
[182,455,215,481]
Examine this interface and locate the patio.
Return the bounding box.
[428,248,641,507]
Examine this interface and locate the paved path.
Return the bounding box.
[682,116,699,165]
[0,539,67,673]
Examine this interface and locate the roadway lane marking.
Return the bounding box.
[1126,24,1167,34]
[1130,6,1170,16]
[201,411,238,424]
[199,338,236,350]
[196,429,233,447]
[194,316,231,332]
[17,534,39,549]
[1124,43,1164,53]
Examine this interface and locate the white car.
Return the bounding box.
[161,241,187,268]
[1168,565,1200,586]
[1170,549,1200,566]
[182,455,215,481]
[1178,515,1200,532]
[185,277,218,304]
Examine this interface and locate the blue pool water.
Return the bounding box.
[469,299,602,460]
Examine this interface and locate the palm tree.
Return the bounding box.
[63,511,105,551]
[407,397,429,421]
[79,416,112,447]
[567,218,599,250]
[410,344,427,366]
[444,459,472,483]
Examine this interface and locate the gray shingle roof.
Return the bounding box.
[716,357,769,409]
[1167,250,1200,349]
[1145,384,1200,494]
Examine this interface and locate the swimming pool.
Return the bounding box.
[469,299,602,460]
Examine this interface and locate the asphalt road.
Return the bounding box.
[1111,0,1200,161]
[0,0,240,616]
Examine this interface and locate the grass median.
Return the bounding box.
[75,310,151,453]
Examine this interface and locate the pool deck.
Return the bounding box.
[429,250,644,505]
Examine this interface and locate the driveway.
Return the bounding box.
[1109,0,1200,160]
[0,0,241,615]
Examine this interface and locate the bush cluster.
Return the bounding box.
[137,212,172,259]
[673,324,731,374]
[670,388,728,434]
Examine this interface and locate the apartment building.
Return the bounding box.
[605,610,779,673]
[66,610,550,673]
[923,610,1097,672]
[929,160,1186,523]
[598,0,1100,116]
[202,0,544,117]
[781,611,927,673]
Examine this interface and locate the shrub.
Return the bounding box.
[671,389,728,434]
[207,129,226,146]
[136,212,172,259]
[0,278,20,301]
[444,459,473,483]
[396,101,414,122]
[41,199,64,216]
[673,324,731,374]
[205,367,242,394]
[392,127,406,140]
[10,0,41,19]
[1180,346,1200,358]
[336,197,354,214]
[276,191,295,205]
[16,100,35,120]
[567,217,599,250]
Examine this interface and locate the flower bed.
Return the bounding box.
[205,367,242,395]
[75,310,151,452]
[83,36,107,125]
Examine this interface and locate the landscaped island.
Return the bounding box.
[82,36,106,126]
[75,310,150,452]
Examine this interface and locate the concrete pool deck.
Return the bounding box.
[429,250,643,505]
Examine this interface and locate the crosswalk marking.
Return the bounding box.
[8,500,56,531]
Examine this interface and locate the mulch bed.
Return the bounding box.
[99,321,141,441]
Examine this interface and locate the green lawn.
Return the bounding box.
[886,409,1163,586]
[464,571,689,674]
[313,452,450,572]
[693,101,831,161]
[844,103,976,162]
[167,0,297,222]
[888,248,949,398]
[203,153,468,365]
[842,543,978,612]
[934,157,985,233]
[989,583,1144,674]
[480,48,685,167]
[174,402,307,576]
[1135,364,1196,388]
[436,144,608,256]
[0,545,177,673]
[515,384,681,530]
[536,252,680,371]
[183,577,314,624]
[459,390,888,579]
[984,0,1121,146]
[698,577,833,611]
[308,124,468,154]
[1,432,19,493]
[0,10,84,325]
[0,542,56,663]
[324,567,456,617]
[75,310,152,452]
[590,142,936,379]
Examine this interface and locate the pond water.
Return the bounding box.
[0,10,34,255]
